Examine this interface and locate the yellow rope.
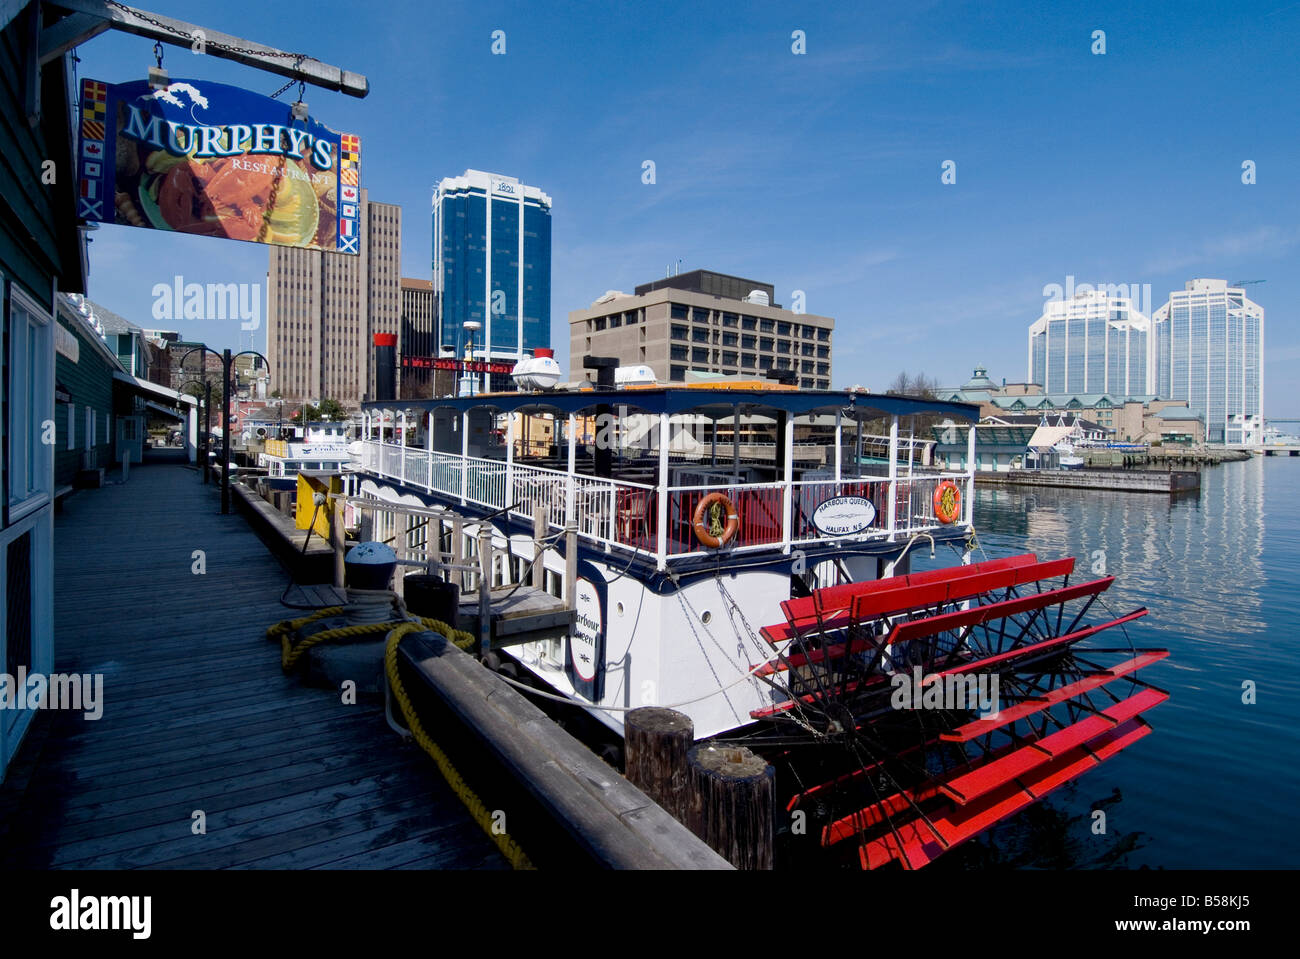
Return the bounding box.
[384,621,535,870]
[264,608,532,868]
[266,606,344,641]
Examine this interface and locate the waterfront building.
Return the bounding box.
[0,16,85,780]
[938,366,1202,443]
[433,170,552,378]
[1151,279,1264,445]
[266,190,402,408]
[1028,290,1152,395]
[399,278,437,399]
[568,269,834,388]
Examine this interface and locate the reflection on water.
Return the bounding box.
[919,458,1300,868]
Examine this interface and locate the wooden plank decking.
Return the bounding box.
[0,463,507,869]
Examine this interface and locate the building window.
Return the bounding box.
[801,343,814,356]
[692,348,708,363]
[722,351,738,366]
[65,403,75,450]
[85,407,93,450]
[670,365,686,381]
[671,345,688,361]
[722,332,738,347]
[741,316,757,330]
[817,345,829,358]
[760,337,774,352]
[691,308,710,323]
[692,328,709,343]
[742,335,756,349]
[777,321,791,336]
[721,313,738,327]
[593,317,606,331]
[818,329,829,342]
[759,356,773,370]
[7,290,54,515]
[670,303,688,320]
[760,318,774,332]
[741,353,756,368]
[671,325,688,341]
[609,315,621,328]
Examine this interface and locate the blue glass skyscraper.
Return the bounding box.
[433,170,552,372]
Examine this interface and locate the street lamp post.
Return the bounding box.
[462,320,482,398]
[220,349,272,515]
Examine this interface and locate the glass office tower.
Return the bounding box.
[1151,279,1264,444]
[433,170,552,368]
[1028,290,1151,396]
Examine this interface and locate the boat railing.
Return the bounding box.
[359,440,973,567]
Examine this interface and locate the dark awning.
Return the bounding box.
[362,388,980,423]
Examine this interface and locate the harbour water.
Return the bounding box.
[914,456,1300,868]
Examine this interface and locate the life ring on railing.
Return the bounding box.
[933,480,962,524]
[692,492,740,548]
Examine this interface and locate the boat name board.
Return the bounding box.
[811,495,877,536]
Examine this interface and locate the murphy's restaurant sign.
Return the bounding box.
[78,78,362,254]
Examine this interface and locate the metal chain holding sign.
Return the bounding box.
[106,1,315,60]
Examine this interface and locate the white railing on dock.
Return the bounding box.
[358,440,974,567]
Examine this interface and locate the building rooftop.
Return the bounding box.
[633,269,776,305]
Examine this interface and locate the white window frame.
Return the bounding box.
[7,287,54,521]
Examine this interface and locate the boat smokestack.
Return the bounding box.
[374,333,397,402]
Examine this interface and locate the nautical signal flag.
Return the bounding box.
[341,134,360,152]
[341,185,359,204]
[82,140,104,159]
[340,218,355,237]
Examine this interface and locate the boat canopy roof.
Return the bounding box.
[362,387,980,423]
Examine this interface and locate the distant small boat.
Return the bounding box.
[1055,440,1084,470]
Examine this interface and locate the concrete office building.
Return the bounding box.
[400,277,436,398]
[1028,289,1152,396]
[569,269,834,388]
[1151,279,1264,445]
[433,170,552,372]
[266,189,401,408]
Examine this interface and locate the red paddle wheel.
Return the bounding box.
[737,552,1168,869]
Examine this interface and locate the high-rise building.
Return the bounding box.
[569,269,833,388]
[1151,279,1264,444]
[399,278,436,399]
[1028,290,1151,396]
[266,189,401,408]
[433,170,552,374]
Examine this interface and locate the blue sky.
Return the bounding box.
[77,0,1299,414]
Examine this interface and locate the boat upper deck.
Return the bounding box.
[359,386,979,568]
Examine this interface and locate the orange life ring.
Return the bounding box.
[692,492,740,548]
[933,480,962,524]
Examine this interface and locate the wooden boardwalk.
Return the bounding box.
[0,463,506,869]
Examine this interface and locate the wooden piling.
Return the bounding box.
[685,743,774,870]
[564,523,577,606]
[624,707,694,824]
[331,496,346,588]
[533,504,546,589]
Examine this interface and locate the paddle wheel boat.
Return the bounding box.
[354,379,1167,868]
